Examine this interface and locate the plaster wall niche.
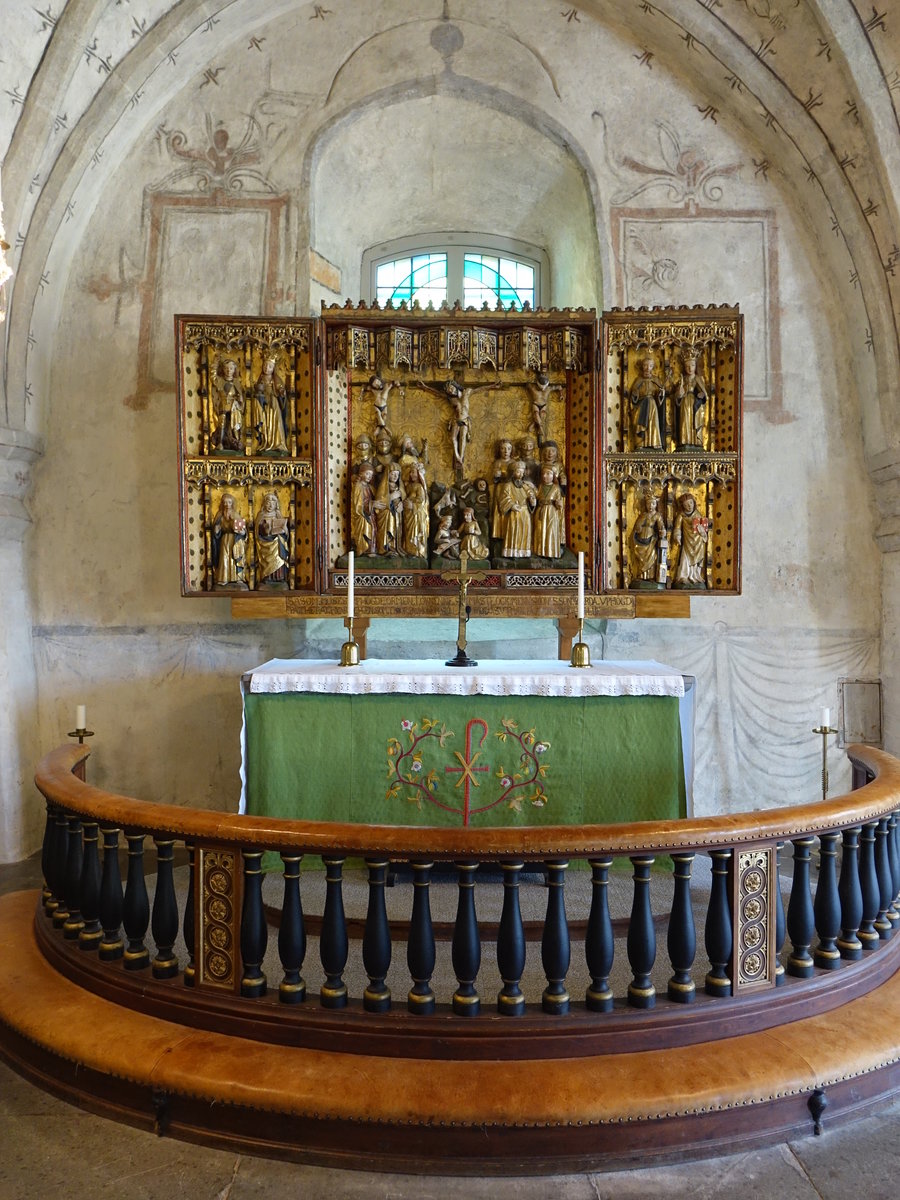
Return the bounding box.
[308,96,602,312]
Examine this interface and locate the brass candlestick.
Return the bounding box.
[813,723,836,800]
[67,727,95,746]
[570,618,591,668]
[340,617,360,667]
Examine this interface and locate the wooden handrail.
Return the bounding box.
[35,742,900,858]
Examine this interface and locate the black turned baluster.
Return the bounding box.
[320,856,348,1008]
[585,857,614,1011]
[837,826,863,960]
[240,850,268,997]
[151,839,179,978]
[875,818,894,939]
[705,848,733,997]
[497,861,526,1015]
[408,862,436,1014]
[62,817,84,940]
[668,853,696,1002]
[40,803,55,911]
[774,842,786,984]
[78,821,102,951]
[627,856,656,1008]
[452,862,480,1016]
[858,821,880,949]
[813,832,841,970]
[98,826,123,961]
[279,854,307,1004]
[183,844,195,986]
[786,837,815,977]
[542,860,570,1015]
[363,859,390,1012]
[888,813,900,923]
[50,810,70,927]
[122,833,150,970]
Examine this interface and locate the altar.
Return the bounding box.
[241,660,691,829]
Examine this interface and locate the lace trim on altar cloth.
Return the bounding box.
[244,659,685,698]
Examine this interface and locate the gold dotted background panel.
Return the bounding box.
[327,369,350,562]
[567,371,594,562]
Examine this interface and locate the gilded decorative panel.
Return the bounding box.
[176,304,741,616]
[196,848,241,992]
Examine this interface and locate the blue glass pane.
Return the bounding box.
[376,254,447,305]
[463,253,533,309]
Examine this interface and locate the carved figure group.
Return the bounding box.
[210,491,292,590]
[211,352,291,455]
[345,370,575,567]
[628,349,712,452]
[627,490,710,590]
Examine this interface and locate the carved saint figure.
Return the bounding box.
[353,433,375,474]
[629,492,667,586]
[518,435,540,486]
[373,462,404,557]
[672,493,710,588]
[255,491,289,586]
[540,440,567,491]
[210,493,247,588]
[457,507,490,561]
[402,462,429,559]
[491,438,515,541]
[525,371,563,442]
[350,463,376,555]
[432,513,461,559]
[463,476,491,542]
[211,359,244,451]
[373,428,395,480]
[498,460,538,558]
[533,466,565,559]
[674,350,709,449]
[629,354,666,451]
[254,354,288,453]
[398,431,429,471]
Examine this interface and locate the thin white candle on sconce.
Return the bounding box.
[821,706,831,729]
[347,550,355,619]
[75,704,86,731]
[577,551,585,620]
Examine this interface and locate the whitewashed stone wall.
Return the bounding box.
[1,1,895,857]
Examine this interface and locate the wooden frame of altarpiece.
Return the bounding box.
[176,303,742,625]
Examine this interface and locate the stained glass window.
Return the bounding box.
[364,236,547,309]
[375,253,448,307]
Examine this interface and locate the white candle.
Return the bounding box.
[577,551,585,620]
[821,706,831,729]
[75,704,86,731]
[347,551,355,619]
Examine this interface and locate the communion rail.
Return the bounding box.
[27,742,900,1060]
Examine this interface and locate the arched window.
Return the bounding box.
[362,233,549,310]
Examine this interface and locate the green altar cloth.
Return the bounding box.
[243,684,685,829]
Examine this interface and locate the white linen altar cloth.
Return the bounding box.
[243,658,685,698]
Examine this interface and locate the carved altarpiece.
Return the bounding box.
[176,304,742,619]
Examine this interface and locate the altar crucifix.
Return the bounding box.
[442,549,485,666]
